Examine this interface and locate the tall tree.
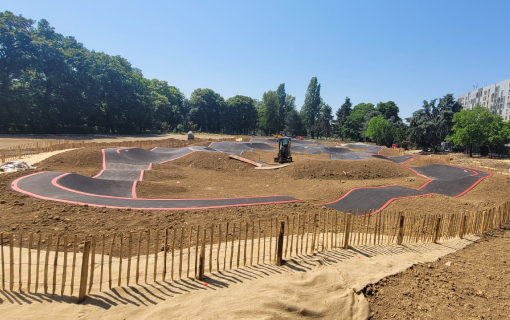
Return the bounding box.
[224,95,257,134]
[276,83,286,132]
[335,97,352,139]
[318,102,333,138]
[188,88,225,133]
[300,77,322,138]
[342,103,375,141]
[408,94,462,151]
[376,101,400,121]
[258,90,279,134]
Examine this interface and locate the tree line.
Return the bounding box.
[2,11,508,155]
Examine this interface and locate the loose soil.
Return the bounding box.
[139,151,428,202]
[366,222,510,319]
[404,156,449,167]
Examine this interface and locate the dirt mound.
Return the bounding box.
[288,158,418,180]
[167,151,254,171]
[378,148,400,157]
[404,156,448,167]
[36,147,103,177]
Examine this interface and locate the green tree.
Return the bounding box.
[342,103,375,141]
[224,95,257,134]
[284,109,303,136]
[188,88,225,132]
[408,94,462,151]
[335,97,352,139]
[448,105,510,156]
[318,102,333,138]
[257,90,279,134]
[376,101,400,121]
[365,116,394,147]
[276,83,286,132]
[300,77,322,138]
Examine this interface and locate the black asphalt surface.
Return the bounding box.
[10,141,492,212]
[322,164,491,213]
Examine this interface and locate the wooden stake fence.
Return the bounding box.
[0,203,508,302]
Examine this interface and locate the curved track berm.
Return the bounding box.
[10,141,491,212]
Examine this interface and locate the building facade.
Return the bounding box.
[457,77,510,121]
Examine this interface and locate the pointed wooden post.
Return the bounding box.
[397,215,405,245]
[343,213,352,249]
[433,217,442,244]
[77,241,91,303]
[276,221,285,266]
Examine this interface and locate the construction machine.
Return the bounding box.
[274,137,292,163]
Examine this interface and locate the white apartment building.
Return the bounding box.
[457,77,510,121]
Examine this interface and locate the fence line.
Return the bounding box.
[0,137,242,163]
[0,202,508,302]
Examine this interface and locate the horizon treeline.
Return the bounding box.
[2,11,471,151]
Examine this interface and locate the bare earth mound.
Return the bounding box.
[289,158,414,180]
[366,223,510,319]
[404,156,448,167]
[138,155,427,201]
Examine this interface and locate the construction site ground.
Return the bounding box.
[1,138,510,319]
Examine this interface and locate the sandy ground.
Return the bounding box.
[0,133,236,149]
[0,235,477,319]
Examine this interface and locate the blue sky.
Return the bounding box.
[5,0,510,120]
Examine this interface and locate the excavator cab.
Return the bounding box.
[274,137,292,163]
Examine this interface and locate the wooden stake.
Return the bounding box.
[305,214,310,255]
[179,227,183,279]
[297,215,302,255]
[223,222,229,270]
[52,233,61,294]
[230,223,235,270]
[195,225,200,277]
[136,231,141,285]
[43,234,51,294]
[257,220,261,264]
[70,235,77,295]
[276,221,285,266]
[154,229,159,281]
[118,233,123,287]
[269,220,272,263]
[19,232,23,292]
[285,216,290,257]
[145,230,150,283]
[217,223,222,272]
[237,223,242,268]
[77,241,91,304]
[209,226,213,273]
[108,233,115,289]
[243,222,248,267]
[127,233,132,286]
[164,228,168,280]
[187,226,192,278]
[344,213,352,249]
[171,228,176,281]
[397,215,405,245]
[61,235,67,295]
[198,229,206,280]
[433,217,442,244]
[27,233,33,292]
[250,221,254,266]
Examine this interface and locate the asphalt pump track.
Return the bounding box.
[10,140,491,212]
